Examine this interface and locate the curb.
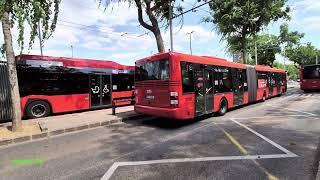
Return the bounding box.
[0,114,143,148]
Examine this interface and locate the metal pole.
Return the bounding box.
[283,47,286,70]
[70,45,73,58]
[189,33,192,55]
[316,55,318,64]
[112,100,116,115]
[169,0,173,52]
[186,31,194,55]
[255,40,258,65]
[38,21,43,56]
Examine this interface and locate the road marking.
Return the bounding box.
[10,159,44,165]
[217,122,280,180]
[216,125,248,155]
[101,154,296,180]
[101,118,298,180]
[230,118,297,156]
[231,114,312,120]
[266,104,317,116]
[59,120,218,180]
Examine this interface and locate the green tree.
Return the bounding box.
[0,0,60,131]
[286,43,319,65]
[204,0,290,64]
[279,23,304,49]
[99,0,183,53]
[247,34,281,66]
[273,61,299,80]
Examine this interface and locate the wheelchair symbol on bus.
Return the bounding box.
[103,85,109,93]
[91,86,100,94]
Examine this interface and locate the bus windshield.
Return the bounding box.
[303,65,320,79]
[135,59,169,81]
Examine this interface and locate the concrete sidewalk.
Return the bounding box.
[0,106,141,147]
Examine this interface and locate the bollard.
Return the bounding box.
[112,101,116,115]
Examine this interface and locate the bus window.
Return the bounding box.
[257,71,267,88]
[181,62,194,93]
[112,73,134,92]
[303,65,320,79]
[213,66,232,93]
[135,59,169,81]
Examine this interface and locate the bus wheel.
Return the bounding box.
[26,101,51,119]
[218,98,228,116]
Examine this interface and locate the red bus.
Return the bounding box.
[300,64,320,91]
[134,52,286,119]
[16,54,134,119]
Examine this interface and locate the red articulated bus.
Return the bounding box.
[300,64,320,91]
[134,52,286,120]
[16,54,134,119]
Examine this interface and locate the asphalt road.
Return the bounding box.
[0,87,319,180]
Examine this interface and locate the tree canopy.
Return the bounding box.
[247,34,281,66]
[0,0,60,54]
[204,0,290,64]
[286,43,319,65]
[99,0,184,53]
[0,0,61,131]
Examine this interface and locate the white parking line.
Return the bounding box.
[266,104,317,116]
[231,114,312,120]
[230,118,297,155]
[101,118,298,180]
[101,154,297,180]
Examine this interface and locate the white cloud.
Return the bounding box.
[300,16,320,30]
[293,0,320,12]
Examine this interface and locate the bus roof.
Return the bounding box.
[136,52,285,73]
[16,54,134,70]
[254,65,285,73]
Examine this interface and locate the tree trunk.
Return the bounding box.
[152,25,165,53]
[241,36,247,64]
[1,12,22,132]
[135,0,165,53]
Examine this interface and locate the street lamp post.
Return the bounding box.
[169,0,173,52]
[186,31,195,55]
[255,40,258,65]
[70,45,73,58]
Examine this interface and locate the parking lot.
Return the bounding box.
[0,87,319,180]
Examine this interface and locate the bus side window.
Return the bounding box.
[181,62,194,93]
[256,71,267,88]
[112,74,134,92]
[213,66,232,93]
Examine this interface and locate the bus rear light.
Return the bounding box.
[170,100,178,105]
[170,91,178,97]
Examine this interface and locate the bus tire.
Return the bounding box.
[218,98,228,116]
[26,100,51,119]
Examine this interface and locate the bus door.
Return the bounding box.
[204,69,214,114]
[101,75,111,106]
[194,67,214,116]
[90,74,111,107]
[231,68,244,106]
[276,74,281,94]
[267,73,273,96]
[194,69,205,116]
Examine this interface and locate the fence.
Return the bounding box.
[0,61,13,121]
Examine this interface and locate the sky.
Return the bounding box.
[0,0,319,66]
